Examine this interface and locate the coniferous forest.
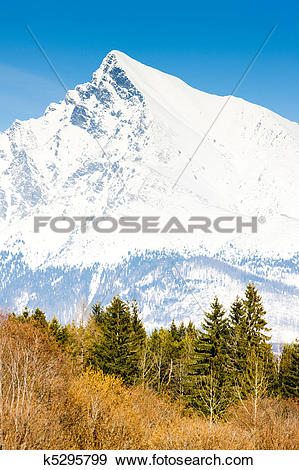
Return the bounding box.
[0,283,298,449]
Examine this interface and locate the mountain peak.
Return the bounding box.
[0,50,299,342]
[92,50,136,85]
[105,49,130,60]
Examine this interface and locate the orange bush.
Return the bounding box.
[65,370,298,450]
[0,315,72,449]
[0,315,297,450]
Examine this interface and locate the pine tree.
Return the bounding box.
[168,320,185,359]
[130,299,146,348]
[279,340,299,399]
[230,284,276,399]
[129,299,146,382]
[82,302,106,369]
[193,297,229,375]
[32,308,48,329]
[146,328,165,391]
[49,316,60,337]
[242,283,271,350]
[192,298,231,419]
[171,321,198,400]
[22,307,30,320]
[228,296,248,374]
[65,321,87,370]
[185,320,198,340]
[230,296,245,333]
[49,316,68,345]
[91,302,105,326]
[180,321,198,400]
[98,296,141,383]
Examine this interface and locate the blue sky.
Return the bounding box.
[0,0,298,131]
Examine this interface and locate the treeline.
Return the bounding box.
[10,283,298,422]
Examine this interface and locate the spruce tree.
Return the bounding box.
[147,328,165,391]
[230,284,276,398]
[228,296,248,375]
[168,320,185,359]
[181,321,198,399]
[279,340,299,399]
[185,320,198,341]
[49,316,60,337]
[91,302,105,326]
[193,297,229,374]
[165,321,186,395]
[49,316,68,345]
[242,283,271,350]
[129,299,147,382]
[98,296,142,383]
[192,298,231,419]
[130,299,146,347]
[230,296,245,333]
[32,308,48,329]
[22,307,30,320]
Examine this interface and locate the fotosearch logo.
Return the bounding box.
[34,215,263,234]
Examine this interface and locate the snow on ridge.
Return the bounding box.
[0,50,298,341]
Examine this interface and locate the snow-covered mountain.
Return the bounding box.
[0,50,298,342]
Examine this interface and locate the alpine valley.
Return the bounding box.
[0,50,299,342]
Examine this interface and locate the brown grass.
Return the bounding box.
[0,316,298,450]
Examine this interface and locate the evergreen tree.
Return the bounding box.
[228,296,248,374]
[180,321,198,400]
[32,308,48,329]
[230,296,245,333]
[130,299,146,347]
[98,296,142,383]
[65,321,88,369]
[279,340,299,399]
[242,283,271,350]
[146,328,166,391]
[230,284,276,398]
[191,298,231,419]
[83,302,106,368]
[49,316,60,336]
[193,297,229,375]
[22,307,30,320]
[49,316,68,345]
[168,320,185,359]
[178,321,186,339]
[91,302,105,326]
[185,320,198,341]
[129,299,147,382]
